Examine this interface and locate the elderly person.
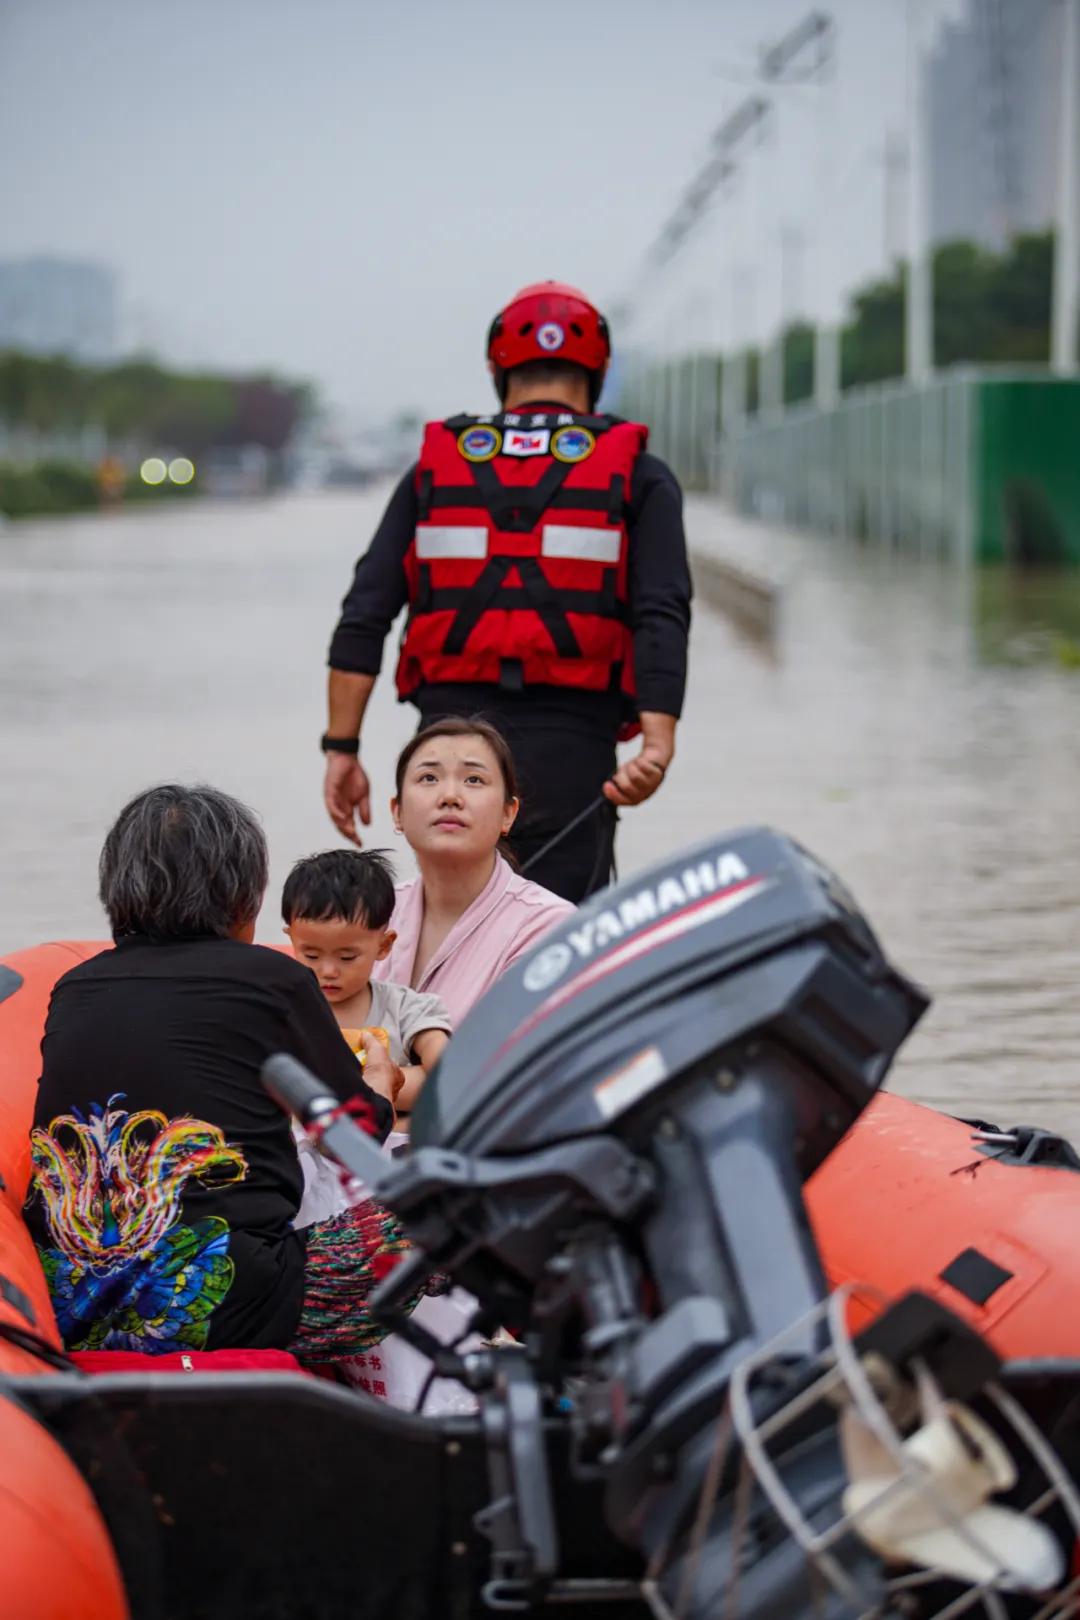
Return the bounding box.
[25,783,436,1362]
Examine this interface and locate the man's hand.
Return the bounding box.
[604,711,677,809]
[324,670,377,843]
[359,1030,405,1108]
[323,753,371,846]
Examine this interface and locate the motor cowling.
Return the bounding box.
[413,826,927,1168]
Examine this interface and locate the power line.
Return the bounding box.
[759,9,834,82]
[614,11,835,333]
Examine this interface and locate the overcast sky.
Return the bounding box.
[1,0,960,421]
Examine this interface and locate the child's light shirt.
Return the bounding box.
[293,977,450,1228]
[357,978,452,1065]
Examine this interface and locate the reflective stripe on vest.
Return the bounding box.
[414,525,488,560]
[540,524,622,564]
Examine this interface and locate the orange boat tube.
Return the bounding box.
[808,1089,1080,1362]
[0,941,127,1620]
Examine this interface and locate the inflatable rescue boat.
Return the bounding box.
[7,941,1079,1370]
[3,927,1080,1619]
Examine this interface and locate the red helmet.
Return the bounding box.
[487,281,610,401]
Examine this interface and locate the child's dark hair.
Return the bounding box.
[281,849,396,930]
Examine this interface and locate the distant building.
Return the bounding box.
[927,0,1062,250]
[0,256,119,361]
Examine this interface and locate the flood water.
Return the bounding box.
[2,489,1079,1137]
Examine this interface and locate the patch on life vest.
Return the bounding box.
[536,321,565,352]
[458,425,502,462]
[503,427,551,457]
[551,425,596,463]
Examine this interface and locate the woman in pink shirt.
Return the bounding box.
[372,717,573,1026]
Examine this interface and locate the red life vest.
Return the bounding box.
[394,410,647,731]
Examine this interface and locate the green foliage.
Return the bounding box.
[627,230,1057,418]
[0,459,98,517]
[986,232,1054,361]
[782,322,815,406]
[0,353,94,432]
[0,459,199,520]
[122,471,201,504]
[836,230,1054,388]
[745,349,761,415]
[0,352,315,455]
[934,241,999,364]
[840,271,904,388]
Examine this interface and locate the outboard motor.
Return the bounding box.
[413,827,925,1606]
[266,829,1080,1617]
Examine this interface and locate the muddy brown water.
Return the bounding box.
[2,489,1079,1138]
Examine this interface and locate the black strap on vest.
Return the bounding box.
[423,484,618,515]
[514,557,585,658]
[418,568,623,623]
[437,558,626,659]
[440,556,520,655]
[467,456,576,533]
[417,467,434,522]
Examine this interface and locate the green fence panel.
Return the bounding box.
[975,379,1080,564]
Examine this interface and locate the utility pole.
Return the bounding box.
[760,338,784,420]
[882,132,908,265]
[814,84,841,409]
[980,0,1019,248]
[759,12,837,410]
[780,224,805,319]
[905,0,933,385]
[763,225,804,419]
[1051,0,1080,373]
[723,265,751,435]
[814,322,841,408]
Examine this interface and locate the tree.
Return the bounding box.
[782,322,815,405]
[228,376,313,453]
[841,270,904,388]
[933,240,998,365]
[988,232,1053,362]
[0,354,317,457]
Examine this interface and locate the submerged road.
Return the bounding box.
[2,487,1079,1136]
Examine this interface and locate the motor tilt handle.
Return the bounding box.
[260,1053,392,1195]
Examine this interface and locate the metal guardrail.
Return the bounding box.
[622,364,1080,565]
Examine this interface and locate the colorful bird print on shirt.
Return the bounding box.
[29,1094,248,1352]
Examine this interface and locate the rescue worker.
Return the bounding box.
[322,281,692,904]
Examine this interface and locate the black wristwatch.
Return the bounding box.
[320,734,360,756]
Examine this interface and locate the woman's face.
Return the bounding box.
[393,734,518,866]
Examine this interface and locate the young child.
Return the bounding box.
[282,849,452,1225]
[284,849,450,1103]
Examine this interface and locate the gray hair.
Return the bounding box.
[99,784,269,941]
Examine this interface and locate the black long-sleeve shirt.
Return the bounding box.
[328,433,693,729]
[26,938,391,1353]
